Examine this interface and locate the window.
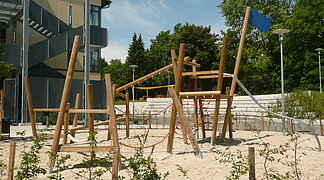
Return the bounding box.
[68,6,72,26]
[90,5,100,26]
[90,50,100,72]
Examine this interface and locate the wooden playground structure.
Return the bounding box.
[16,7,252,179]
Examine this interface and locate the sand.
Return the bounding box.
[1,127,324,180]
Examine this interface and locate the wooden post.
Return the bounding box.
[222,8,250,140]
[107,84,117,140]
[148,111,152,129]
[71,93,81,137]
[199,98,206,138]
[125,92,130,137]
[0,90,3,137]
[63,103,70,145]
[24,77,37,138]
[87,84,95,135]
[167,43,187,152]
[7,141,16,180]
[211,37,227,144]
[105,74,120,179]
[169,87,201,157]
[262,112,265,131]
[248,147,256,180]
[320,117,323,136]
[49,35,80,171]
[235,112,238,130]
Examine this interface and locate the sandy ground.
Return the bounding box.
[1,127,324,180]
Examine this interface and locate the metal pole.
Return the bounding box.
[279,34,285,135]
[21,0,30,124]
[318,51,322,93]
[132,68,135,118]
[84,0,90,122]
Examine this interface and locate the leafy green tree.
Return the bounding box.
[125,33,149,82]
[284,0,324,90]
[101,58,128,88]
[218,0,295,94]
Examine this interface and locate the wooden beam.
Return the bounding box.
[105,73,120,179]
[33,108,110,114]
[49,35,81,171]
[69,116,126,132]
[7,141,16,180]
[87,84,94,134]
[63,103,70,145]
[59,145,113,152]
[182,70,220,76]
[212,36,228,145]
[125,92,130,137]
[223,7,250,141]
[168,43,188,152]
[116,64,173,92]
[0,91,4,137]
[192,75,231,79]
[24,77,37,137]
[71,93,81,137]
[116,91,126,99]
[169,87,201,155]
[116,61,201,92]
[179,91,221,98]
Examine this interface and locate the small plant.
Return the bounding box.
[76,131,112,180]
[47,152,71,180]
[213,147,249,180]
[0,141,6,176]
[120,131,169,180]
[176,164,191,179]
[15,134,46,180]
[257,132,304,180]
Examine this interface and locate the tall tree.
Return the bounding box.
[218,0,295,94]
[125,33,148,82]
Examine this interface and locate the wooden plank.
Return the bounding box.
[24,77,37,137]
[116,61,200,92]
[212,37,227,145]
[71,93,81,137]
[69,116,126,132]
[230,7,250,96]
[63,103,70,145]
[125,92,130,137]
[179,91,221,98]
[182,70,220,76]
[248,147,256,180]
[169,87,200,155]
[105,73,120,179]
[87,84,94,134]
[59,145,113,152]
[0,90,3,136]
[49,35,81,171]
[7,141,16,180]
[199,99,206,138]
[116,64,173,92]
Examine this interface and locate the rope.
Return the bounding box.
[67,134,89,143]
[224,72,321,151]
[119,133,169,149]
[115,102,172,118]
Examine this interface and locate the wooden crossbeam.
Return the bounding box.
[69,116,126,132]
[34,108,110,114]
[179,91,221,98]
[58,145,114,152]
[182,70,219,76]
[169,87,201,156]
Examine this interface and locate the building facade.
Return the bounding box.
[0,0,111,122]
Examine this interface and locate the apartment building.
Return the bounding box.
[0,0,111,122]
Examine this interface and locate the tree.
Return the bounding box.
[218,0,296,94]
[101,58,127,87]
[284,0,324,90]
[125,33,148,82]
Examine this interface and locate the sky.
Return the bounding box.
[101,0,228,63]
